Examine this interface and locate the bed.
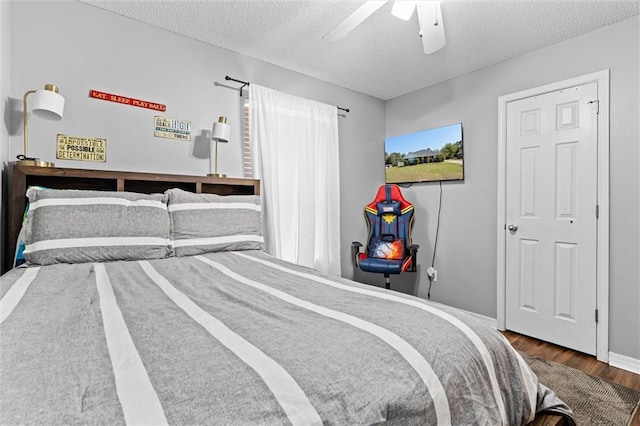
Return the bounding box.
[1,164,574,425]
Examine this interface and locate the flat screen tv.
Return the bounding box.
[384,122,464,184]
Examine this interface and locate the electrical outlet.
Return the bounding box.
[427,266,438,282]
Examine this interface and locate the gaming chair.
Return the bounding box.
[352,184,419,289]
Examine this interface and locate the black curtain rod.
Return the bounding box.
[224,76,350,113]
[225,76,250,97]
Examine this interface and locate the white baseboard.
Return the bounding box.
[466,311,498,329]
[609,352,640,375]
[426,302,640,376]
[426,300,499,329]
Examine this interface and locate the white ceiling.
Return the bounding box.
[79,0,639,100]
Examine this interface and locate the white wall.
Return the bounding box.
[0,1,11,272]
[386,16,640,360]
[5,1,385,277]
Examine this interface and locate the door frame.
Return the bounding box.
[497,70,610,362]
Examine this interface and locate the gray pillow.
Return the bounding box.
[166,188,263,256]
[23,188,171,265]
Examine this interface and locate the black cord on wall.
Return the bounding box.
[427,181,443,299]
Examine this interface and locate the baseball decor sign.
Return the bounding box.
[90,90,166,112]
[154,116,191,141]
[56,134,107,162]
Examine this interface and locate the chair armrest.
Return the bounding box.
[408,244,419,272]
[351,241,363,269]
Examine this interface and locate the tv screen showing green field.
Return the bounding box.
[385,123,463,184]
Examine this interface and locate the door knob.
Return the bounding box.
[507,224,518,233]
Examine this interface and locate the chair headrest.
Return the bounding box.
[377,201,401,215]
[365,184,413,216]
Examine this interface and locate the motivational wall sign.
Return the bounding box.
[154,116,191,141]
[56,134,107,162]
[89,90,166,112]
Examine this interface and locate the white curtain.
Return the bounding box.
[249,84,341,276]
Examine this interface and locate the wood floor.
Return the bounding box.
[503,330,640,391]
[503,330,640,425]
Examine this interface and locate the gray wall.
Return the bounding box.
[4,2,638,361]
[4,1,385,276]
[0,1,11,273]
[386,16,639,359]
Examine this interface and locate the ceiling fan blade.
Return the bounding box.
[418,1,446,54]
[391,1,416,21]
[323,1,388,42]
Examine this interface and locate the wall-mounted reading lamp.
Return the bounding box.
[18,84,65,167]
[208,116,230,178]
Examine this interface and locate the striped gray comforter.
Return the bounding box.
[0,250,574,425]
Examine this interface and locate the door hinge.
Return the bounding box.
[596,204,599,219]
[588,99,600,114]
[595,309,599,323]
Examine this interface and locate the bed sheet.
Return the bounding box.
[0,250,574,425]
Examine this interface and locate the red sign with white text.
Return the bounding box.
[89,90,166,112]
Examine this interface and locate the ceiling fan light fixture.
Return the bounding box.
[325,0,446,54]
[391,1,415,21]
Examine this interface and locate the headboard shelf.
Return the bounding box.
[4,163,260,273]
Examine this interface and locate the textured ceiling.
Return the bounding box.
[79,0,640,100]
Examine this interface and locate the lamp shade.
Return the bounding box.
[212,116,230,142]
[31,84,64,120]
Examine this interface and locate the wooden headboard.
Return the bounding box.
[3,163,260,274]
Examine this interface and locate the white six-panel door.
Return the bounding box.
[505,82,598,355]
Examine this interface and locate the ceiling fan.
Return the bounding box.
[323,1,446,54]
